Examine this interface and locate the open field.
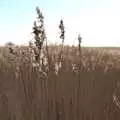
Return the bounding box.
[0,46,120,120]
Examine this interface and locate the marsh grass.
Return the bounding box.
[0,46,120,120]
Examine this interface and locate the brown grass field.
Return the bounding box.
[0,46,120,120]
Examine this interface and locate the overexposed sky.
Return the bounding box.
[0,0,120,46]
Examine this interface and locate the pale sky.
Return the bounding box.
[0,0,120,46]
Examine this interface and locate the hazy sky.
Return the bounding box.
[0,0,120,46]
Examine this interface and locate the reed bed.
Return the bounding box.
[0,46,120,120]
